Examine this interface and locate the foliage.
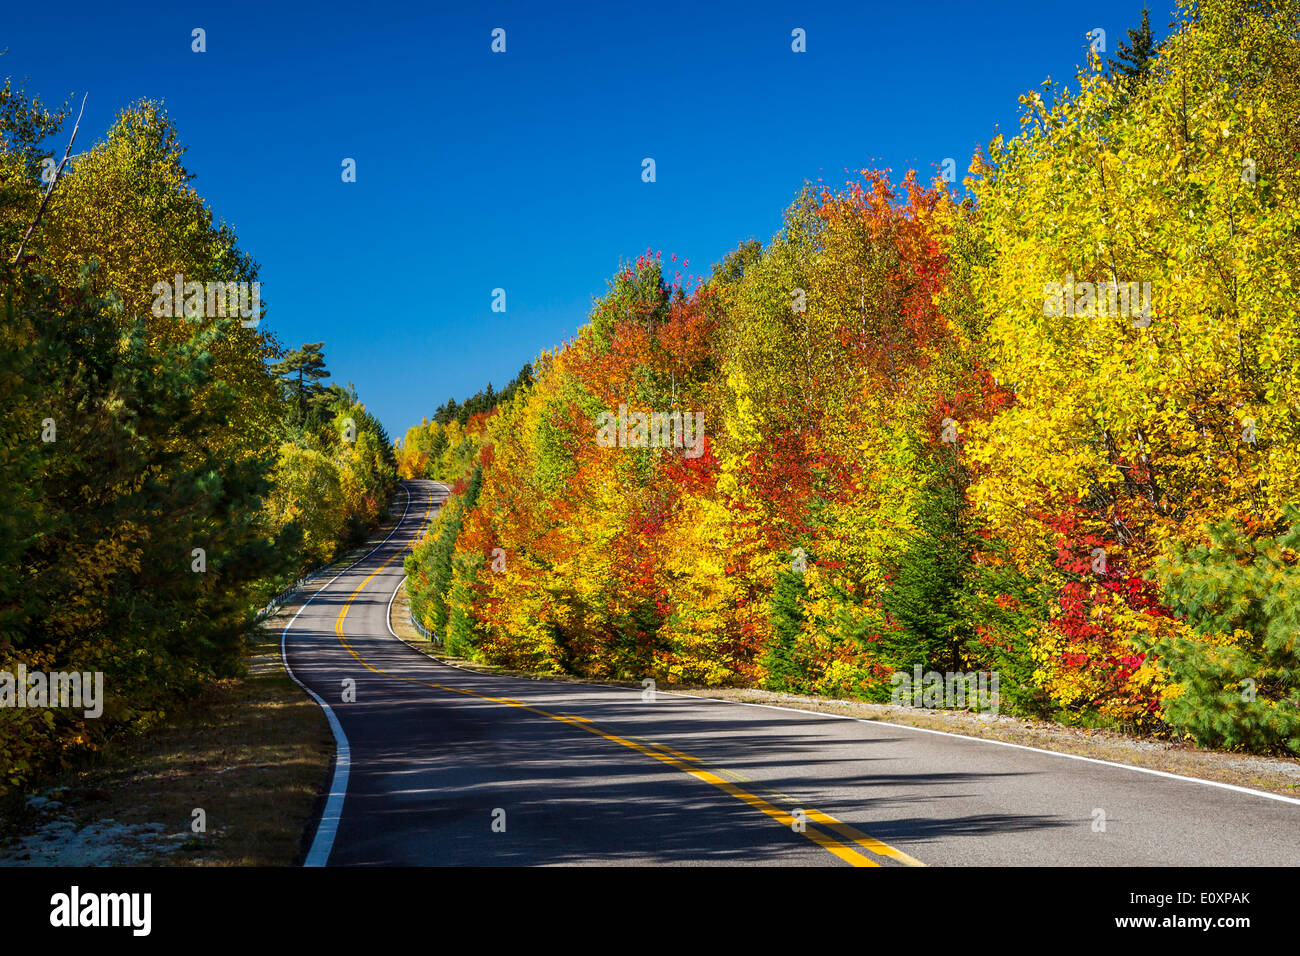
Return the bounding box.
[396,0,1300,754]
[0,83,396,792]
[1149,509,1300,753]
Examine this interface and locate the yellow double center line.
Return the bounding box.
[330,489,923,867]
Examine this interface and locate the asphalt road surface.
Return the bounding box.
[281,479,1300,866]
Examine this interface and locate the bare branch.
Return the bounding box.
[11,92,87,266]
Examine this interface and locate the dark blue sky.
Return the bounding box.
[2,0,1171,439]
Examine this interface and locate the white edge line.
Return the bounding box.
[386,573,427,653]
[388,639,1300,809]
[378,483,1300,811]
[385,574,407,642]
[279,482,416,867]
[386,486,447,653]
[655,689,1300,807]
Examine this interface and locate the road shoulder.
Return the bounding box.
[386,588,1300,802]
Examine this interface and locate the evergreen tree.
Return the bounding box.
[503,362,534,403]
[435,397,458,426]
[428,428,449,463]
[431,362,534,428]
[409,464,484,647]
[1108,8,1157,94]
[273,342,330,420]
[762,564,810,692]
[880,447,976,675]
[2,264,292,764]
[1150,509,1300,754]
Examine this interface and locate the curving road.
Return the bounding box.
[281,479,1300,866]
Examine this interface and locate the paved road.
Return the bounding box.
[282,479,1300,866]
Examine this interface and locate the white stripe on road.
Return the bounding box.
[370,481,1300,821]
[280,482,417,866]
[385,485,446,652]
[657,690,1300,807]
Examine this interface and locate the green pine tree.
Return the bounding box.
[1108,8,1157,95]
[272,341,330,421]
[762,563,810,693]
[1149,509,1300,754]
[880,444,975,675]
